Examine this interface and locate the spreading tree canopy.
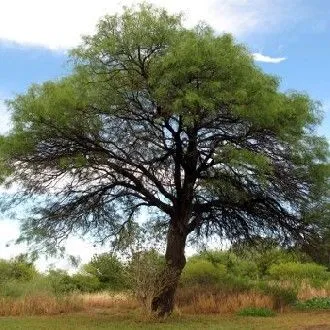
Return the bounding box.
[0,4,329,315]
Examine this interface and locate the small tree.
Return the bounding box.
[0,4,329,316]
[83,253,126,290]
[0,255,37,282]
[127,249,167,309]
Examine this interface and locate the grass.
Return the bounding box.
[295,297,330,310]
[0,286,329,329]
[1,311,330,329]
[176,289,275,314]
[0,292,138,316]
[1,285,328,317]
[0,294,83,316]
[0,291,329,329]
[237,307,276,317]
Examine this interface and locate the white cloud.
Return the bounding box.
[0,0,302,50]
[323,100,330,113]
[0,220,24,259]
[252,52,287,63]
[0,98,12,135]
[0,218,110,272]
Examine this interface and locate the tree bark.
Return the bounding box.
[151,222,187,317]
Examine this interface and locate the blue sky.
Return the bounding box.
[0,0,329,269]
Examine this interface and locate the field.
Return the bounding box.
[1,310,330,330]
[1,251,330,329]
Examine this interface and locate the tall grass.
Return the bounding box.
[176,286,275,314]
[0,283,329,317]
[0,292,138,316]
[0,294,83,316]
[297,281,330,300]
[0,276,53,298]
[78,292,138,310]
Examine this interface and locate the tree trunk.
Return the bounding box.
[151,223,187,317]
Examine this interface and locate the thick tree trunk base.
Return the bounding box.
[150,223,187,317]
[151,286,176,317]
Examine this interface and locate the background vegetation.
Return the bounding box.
[0,243,329,317]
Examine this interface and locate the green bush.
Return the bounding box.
[0,276,53,298]
[71,273,101,292]
[237,307,276,317]
[83,253,127,290]
[203,251,259,279]
[217,275,254,292]
[181,259,227,286]
[249,249,305,277]
[0,256,38,282]
[46,269,104,294]
[268,262,329,282]
[188,251,259,281]
[295,297,330,310]
[47,270,78,294]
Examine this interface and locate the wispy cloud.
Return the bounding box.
[0,99,11,135]
[323,100,330,113]
[0,0,303,50]
[252,52,287,63]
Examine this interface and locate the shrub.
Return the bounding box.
[126,249,166,308]
[71,274,101,293]
[181,259,227,286]
[0,256,38,283]
[295,297,330,310]
[83,253,127,290]
[251,249,305,277]
[268,262,329,282]
[47,270,78,294]
[237,307,276,317]
[0,276,52,298]
[196,251,259,280]
[217,275,254,293]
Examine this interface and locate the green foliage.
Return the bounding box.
[0,2,327,259]
[47,269,102,294]
[237,307,276,317]
[0,5,328,316]
[0,276,52,298]
[197,250,259,280]
[0,256,38,283]
[47,270,77,294]
[70,273,101,293]
[83,253,126,290]
[181,251,258,292]
[232,239,310,276]
[295,297,330,310]
[181,259,227,285]
[268,262,329,282]
[256,250,305,277]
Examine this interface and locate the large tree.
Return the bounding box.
[0,4,329,316]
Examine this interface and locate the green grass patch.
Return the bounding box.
[295,297,330,310]
[1,311,330,330]
[237,307,276,317]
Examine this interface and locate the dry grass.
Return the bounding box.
[0,292,138,316]
[176,286,275,314]
[0,281,329,317]
[298,282,330,300]
[0,294,83,316]
[78,291,138,310]
[175,281,330,315]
